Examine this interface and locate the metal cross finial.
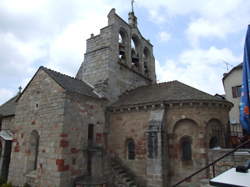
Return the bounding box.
[131,0,135,12]
[18,86,22,93]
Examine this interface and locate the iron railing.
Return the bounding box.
[172,139,250,187]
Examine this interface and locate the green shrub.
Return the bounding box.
[1,182,13,187]
[0,177,6,185]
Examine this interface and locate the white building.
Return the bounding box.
[222,63,243,136]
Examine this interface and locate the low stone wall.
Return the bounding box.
[208,148,250,177]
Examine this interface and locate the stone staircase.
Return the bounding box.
[110,158,139,187]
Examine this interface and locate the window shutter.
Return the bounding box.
[232,87,237,98]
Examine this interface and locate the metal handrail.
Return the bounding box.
[172,139,250,187]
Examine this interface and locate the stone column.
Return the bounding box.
[146,109,165,187]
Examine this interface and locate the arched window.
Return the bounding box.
[119,33,123,43]
[131,35,140,68]
[118,29,128,63]
[127,139,135,160]
[209,136,218,148]
[207,119,224,148]
[180,136,192,161]
[143,47,150,75]
[30,130,39,170]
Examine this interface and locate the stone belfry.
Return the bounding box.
[76,8,156,102]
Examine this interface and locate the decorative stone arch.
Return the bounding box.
[119,27,128,44]
[118,27,129,63]
[143,47,150,75]
[172,118,199,135]
[125,138,135,160]
[27,130,39,172]
[131,34,141,69]
[171,119,199,162]
[206,119,225,148]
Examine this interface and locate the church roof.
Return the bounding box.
[40,66,100,98]
[0,95,18,117]
[0,67,101,117]
[112,80,229,107]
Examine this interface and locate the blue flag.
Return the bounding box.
[240,25,250,133]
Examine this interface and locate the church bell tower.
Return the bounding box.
[76,8,156,102]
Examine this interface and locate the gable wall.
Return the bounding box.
[8,69,66,187]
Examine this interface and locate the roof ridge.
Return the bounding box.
[118,80,178,98]
[113,80,224,107]
[40,66,92,86]
[174,81,218,98]
[154,80,217,98]
[40,66,100,98]
[155,80,178,86]
[40,66,74,78]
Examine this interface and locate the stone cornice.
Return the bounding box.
[107,100,232,113]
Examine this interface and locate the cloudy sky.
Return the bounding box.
[0,0,249,105]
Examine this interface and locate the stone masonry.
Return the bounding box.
[76,9,156,102]
[8,69,67,187]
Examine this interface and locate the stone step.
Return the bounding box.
[110,159,138,187]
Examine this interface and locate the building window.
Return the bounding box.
[88,124,94,146]
[30,130,39,170]
[118,29,128,63]
[131,35,140,69]
[143,47,150,75]
[127,139,135,160]
[232,85,241,98]
[209,136,219,148]
[180,136,192,161]
[148,132,158,159]
[87,124,94,176]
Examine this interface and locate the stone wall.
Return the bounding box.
[108,110,150,184]
[8,69,66,187]
[61,92,107,186]
[107,102,231,187]
[165,103,230,186]
[76,9,156,102]
[208,148,250,177]
[108,108,166,187]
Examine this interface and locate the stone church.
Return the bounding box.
[0,8,232,187]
